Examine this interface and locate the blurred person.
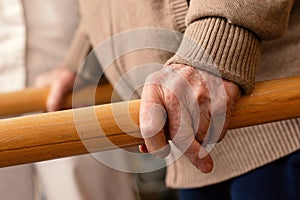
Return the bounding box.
[37,0,300,199]
[0,1,139,200]
[0,1,79,199]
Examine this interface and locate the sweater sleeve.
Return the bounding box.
[167,0,295,93]
[61,23,91,73]
[60,0,91,72]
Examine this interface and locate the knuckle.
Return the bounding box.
[185,149,200,160]
[172,131,195,151]
[197,92,209,104]
[145,71,161,83]
[165,92,178,106]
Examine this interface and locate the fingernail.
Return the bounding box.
[138,144,148,153]
[138,145,144,153]
[198,160,213,173]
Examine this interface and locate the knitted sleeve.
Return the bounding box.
[167,0,295,93]
[61,23,91,72]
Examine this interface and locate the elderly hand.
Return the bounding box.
[139,64,241,173]
[34,67,76,111]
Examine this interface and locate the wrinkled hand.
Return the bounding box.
[34,67,76,111]
[139,64,241,173]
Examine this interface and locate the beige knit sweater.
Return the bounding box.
[62,0,300,188]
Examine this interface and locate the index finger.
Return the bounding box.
[140,79,170,158]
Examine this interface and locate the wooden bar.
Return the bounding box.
[0,76,299,167]
[231,76,300,128]
[0,83,116,117]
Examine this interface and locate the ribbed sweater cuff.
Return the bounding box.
[166,17,262,94]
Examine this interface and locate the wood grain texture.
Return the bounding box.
[231,76,300,128]
[0,76,299,167]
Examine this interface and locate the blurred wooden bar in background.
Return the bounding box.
[0,83,115,117]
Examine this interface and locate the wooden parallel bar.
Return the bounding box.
[0,76,299,167]
[0,83,115,117]
[231,76,300,128]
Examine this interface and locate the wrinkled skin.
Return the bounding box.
[139,64,241,173]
